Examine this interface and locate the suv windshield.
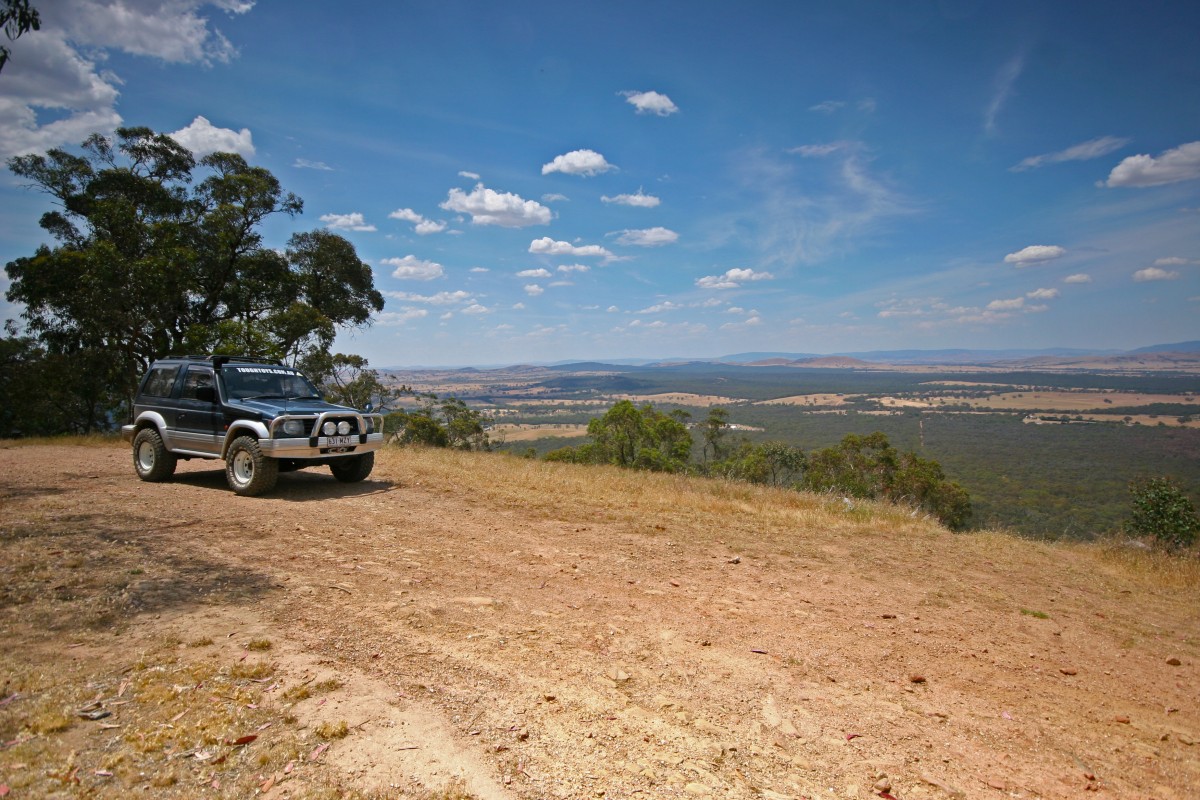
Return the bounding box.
[219,365,322,401]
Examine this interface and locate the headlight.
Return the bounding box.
[337,420,351,435]
[282,419,304,436]
[323,421,336,436]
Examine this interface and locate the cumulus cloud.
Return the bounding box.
[0,1,253,158]
[720,315,763,331]
[1105,141,1200,188]
[1064,273,1092,284]
[382,255,444,281]
[167,115,254,157]
[389,207,446,235]
[383,290,472,305]
[528,238,614,259]
[637,301,682,314]
[601,189,660,207]
[293,158,332,171]
[320,212,375,232]
[1011,136,1130,172]
[696,268,774,289]
[1026,287,1060,300]
[541,149,614,177]
[1004,245,1066,266]
[613,227,678,247]
[557,264,589,273]
[461,303,490,315]
[1154,257,1194,266]
[376,308,428,326]
[440,183,551,227]
[523,284,544,296]
[516,268,552,278]
[620,90,679,116]
[1133,267,1180,282]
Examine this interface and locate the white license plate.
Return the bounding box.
[327,435,354,446]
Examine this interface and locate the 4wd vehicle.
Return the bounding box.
[121,355,384,496]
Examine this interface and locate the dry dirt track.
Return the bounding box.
[2,443,1199,799]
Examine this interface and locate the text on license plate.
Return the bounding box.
[326,435,354,446]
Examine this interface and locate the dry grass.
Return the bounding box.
[0,433,123,448]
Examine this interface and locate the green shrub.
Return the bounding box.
[1127,477,1199,549]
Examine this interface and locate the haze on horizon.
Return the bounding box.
[1,1,1197,367]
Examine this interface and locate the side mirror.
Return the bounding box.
[196,386,216,403]
[364,401,374,413]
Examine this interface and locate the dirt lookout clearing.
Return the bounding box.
[2,442,1197,798]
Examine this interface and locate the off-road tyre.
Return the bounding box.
[329,452,374,483]
[132,427,178,482]
[225,436,279,496]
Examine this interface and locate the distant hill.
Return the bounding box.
[1129,340,1200,354]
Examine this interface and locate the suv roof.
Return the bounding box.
[159,355,285,368]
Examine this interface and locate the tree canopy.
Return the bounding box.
[3,126,384,435]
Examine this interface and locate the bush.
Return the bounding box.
[1127,477,1199,549]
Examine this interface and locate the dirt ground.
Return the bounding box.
[2,443,1198,799]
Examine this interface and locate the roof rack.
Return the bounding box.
[165,355,285,367]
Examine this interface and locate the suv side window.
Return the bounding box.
[180,367,214,400]
[142,365,181,397]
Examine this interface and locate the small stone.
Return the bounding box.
[873,777,892,792]
[1060,667,1078,676]
[986,778,1006,790]
[909,674,927,684]
[1166,657,1182,666]
[727,556,741,564]
[684,782,712,795]
[1114,715,1131,724]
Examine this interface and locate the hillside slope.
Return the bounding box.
[2,444,1198,799]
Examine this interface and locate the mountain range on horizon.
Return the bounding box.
[382,341,1200,371]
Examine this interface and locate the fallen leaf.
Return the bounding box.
[229,734,258,746]
[845,733,862,741]
[284,760,295,774]
[170,709,187,723]
[94,770,113,778]
[1,785,10,796]
[1001,711,1013,720]
[309,742,330,762]
[750,648,768,654]
[260,775,276,792]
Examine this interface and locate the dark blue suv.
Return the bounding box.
[121,355,384,496]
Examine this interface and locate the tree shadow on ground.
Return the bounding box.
[0,509,274,637]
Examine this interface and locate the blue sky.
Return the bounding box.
[2,1,1198,367]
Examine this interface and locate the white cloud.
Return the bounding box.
[638,301,681,314]
[620,90,679,116]
[0,1,254,159]
[469,267,489,273]
[542,193,569,203]
[557,264,589,273]
[607,306,619,313]
[601,189,661,207]
[523,284,544,296]
[511,303,525,310]
[613,227,678,247]
[383,290,472,305]
[1133,267,1180,282]
[293,158,332,171]
[1105,142,1200,188]
[1026,287,1060,300]
[1154,257,1194,266]
[320,212,376,232]
[1011,136,1130,172]
[696,268,774,289]
[376,308,428,326]
[516,268,551,278]
[382,255,444,281]
[528,238,614,259]
[461,303,490,315]
[168,115,254,157]
[389,208,423,223]
[1004,245,1066,266]
[458,170,481,180]
[440,183,551,227]
[721,315,763,331]
[541,149,614,177]
[984,53,1024,134]
[726,306,745,314]
[788,141,854,158]
[809,100,844,114]
[549,280,573,287]
[1064,273,1092,284]
[415,219,446,235]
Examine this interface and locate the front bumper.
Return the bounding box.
[259,432,385,459]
